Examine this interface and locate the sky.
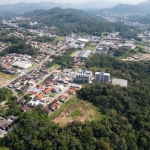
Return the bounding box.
[0,0,147,5]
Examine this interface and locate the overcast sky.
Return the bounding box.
[0,0,147,5]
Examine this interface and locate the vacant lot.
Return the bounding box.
[0,72,16,80]
[51,96,102,126]
[0,72,16,86]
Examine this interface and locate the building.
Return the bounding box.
[95,71,110,82]
[76,50,92,60]
[12,61,32,69]
[112,78,128,87]
[74,70,93,83]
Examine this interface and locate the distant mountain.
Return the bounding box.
[0,1,117,14]
[99,0,150,14]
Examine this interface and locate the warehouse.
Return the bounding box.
[12,61,32,69]
[76,50,92,60]
[77,38,90,43]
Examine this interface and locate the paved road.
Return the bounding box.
[93,42,100,54]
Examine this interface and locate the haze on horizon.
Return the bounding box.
[0,0,147,5]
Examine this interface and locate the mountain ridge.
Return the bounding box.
[99,0,150,14]
[0,1,117,13]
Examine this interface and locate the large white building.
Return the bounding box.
[74,70,93,83]
[95,71,110,83]
[12,61,32,69]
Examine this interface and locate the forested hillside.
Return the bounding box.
[20,8,138,37]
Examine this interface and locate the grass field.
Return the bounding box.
[84,45,96,51]
[70,50,79,57]
[27,64,37,71]
[55,36,64,42]
[51,95,102,126]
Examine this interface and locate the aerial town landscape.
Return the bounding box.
[0,0,150,150]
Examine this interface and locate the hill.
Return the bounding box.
[20,8,137,36]
[99,0,150,14]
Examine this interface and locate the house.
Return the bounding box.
[50,103,60,111]
[30,91,39,96]
[28,99,40,106]
[51,87,59,93]
[21,105,30,112]
[43,107,52,115]
[0,116,12,131]
[18,99,26,106]
[68,88,76,95]
[70,84,82,90]
[44,86,52,94]
[34,92,45,100]
[59,93,69,102]
[37,84,44,89]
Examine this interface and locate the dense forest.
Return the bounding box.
[0,41,37,56]
[1,82,150,149]
[47,49,76,69]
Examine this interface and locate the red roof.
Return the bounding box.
[30,91,38,96]
[50,102,60,109]
[35,92,44,100]
[44,86,52,94]
[43,107,52,114]
[37,84,44,89]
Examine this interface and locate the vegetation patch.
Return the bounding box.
[70,110,81,117]
[0,147,9,150]
[49,92,56,97]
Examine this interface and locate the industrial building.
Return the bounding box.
[74,70,93,83]
[12,61,32,69]
[95,71,110,82]
[76,50,92,60]
[112,78,128,87]
[77,38,90,43]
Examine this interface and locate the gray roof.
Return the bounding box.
[77,50,91,58]
[112,78,128,87]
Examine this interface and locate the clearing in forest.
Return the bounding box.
[51,95,102,126]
